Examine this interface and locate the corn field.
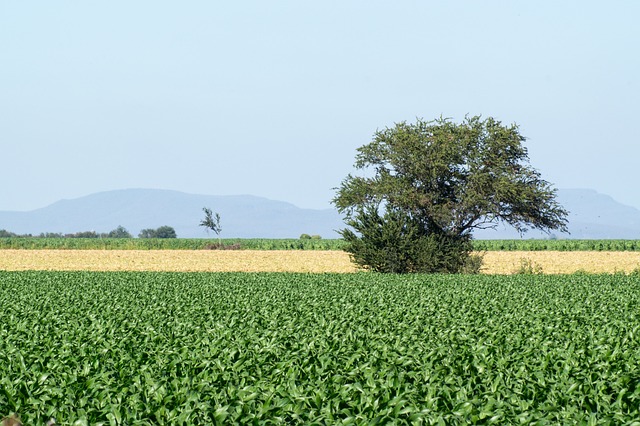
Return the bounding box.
[1,271,639,424]
[2,238,640,251]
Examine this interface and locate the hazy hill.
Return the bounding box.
[0,189,344,238]
[1,188,639,239]
[473,188,640,239]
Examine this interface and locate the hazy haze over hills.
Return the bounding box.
[1,188,640,239]
[474,189,640,239]
[0,189,343,238]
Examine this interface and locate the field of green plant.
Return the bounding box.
[473,239,640,252]
[2,237,640,251]
[0,238,345,251]
[1,271,639,424]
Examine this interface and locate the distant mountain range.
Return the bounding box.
[0,189,343,238]
[1,188,639,239]
[475,188,640,239]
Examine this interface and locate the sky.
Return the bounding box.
[1,1,639,212]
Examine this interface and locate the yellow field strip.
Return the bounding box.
[480,251,640,274]
[0,250,357,273]
[1,250,640,274]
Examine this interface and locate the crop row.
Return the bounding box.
[473,239,640,252]
[2,238,640,251]
[1,271,639,424]
[0,238,345,251]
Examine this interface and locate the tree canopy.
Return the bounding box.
[199,208,221,238]
[138,226,177,239]
[106,225,132,238]
[333,116,568,273]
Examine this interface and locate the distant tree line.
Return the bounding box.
[138,226,177,239]
[299,234,322,240]
[0,225,177,239]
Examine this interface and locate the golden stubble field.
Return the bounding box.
[1,250,640,274]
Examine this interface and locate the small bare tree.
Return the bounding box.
[200,207,221,244]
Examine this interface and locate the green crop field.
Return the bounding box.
[0,238,345,251]
[473,239,640,252]
[2,237,640,251]
[1,271,639,424]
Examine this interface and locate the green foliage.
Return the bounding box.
[514,257,544,274]
[1,271,640,423]
[138,226,177,239]
[154,225,177,238]
[0,238,347,250]
[462,253,484,274]
[105,225,132,238]
[138,228,156,238]
[300,234,322,240]
[39,232,64,238]
[341,206,478,273]
[2,237,640,251]
[64,230,99,238]
[334,116,569,273]
[0,229,17,238]
[199,208,221,239]
[474,239,640,251]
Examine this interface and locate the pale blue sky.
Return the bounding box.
[1,1,639,211]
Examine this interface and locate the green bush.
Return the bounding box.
[340,206,479,273]
[514,258,543,275]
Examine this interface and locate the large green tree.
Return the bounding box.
[333,116,568,273]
